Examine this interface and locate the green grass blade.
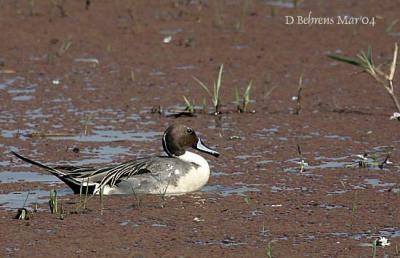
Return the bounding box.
[216,64,223,95]
[367,46,373,65]
[193,76,212,97]
[244,80,252,103]
[183,96,191,106]
[327,54,362,66]
[235,87,240,105]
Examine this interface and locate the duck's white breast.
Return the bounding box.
[167,151,210,193]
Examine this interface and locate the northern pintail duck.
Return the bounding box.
[12,124,219,195]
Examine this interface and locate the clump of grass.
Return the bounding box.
[75,178,91,212]
[235,80,253,113]
[183,96,195,113]
[327,43,400,113]
[49,189,58,214]
[193,64,223,115]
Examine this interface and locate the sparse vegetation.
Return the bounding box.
[372,238,377,258]
[328,43,400,113]
[49,189,58,214]
[159,180,170,208]
[183,96,195,113]
[193,64,223,115]
[57,37,72,56]
[235,80,253,113]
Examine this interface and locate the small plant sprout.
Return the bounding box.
[235,80,253,113]
[266,240,275,258]
[59,200,65,220]
[296,144,308,173]
[15,208,30,220]
[372,238,377,258]
[328,43,400,116]
[193,64,223,115]
[183,96,195,113]
[15,193,31,220]
[49,189,58,214]
[159,179,170,208]
[293,73,303,115]
[130,184,141,208]
[57,37,72,56]
[82,113,93,136]
[99,186,104,215]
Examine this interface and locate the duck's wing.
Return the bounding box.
[97,158,156,189]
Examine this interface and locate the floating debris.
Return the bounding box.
[352,153,392,169]
[228,135,241,140]
[74,58,99,65]
[376,236,390,247]
[52,79,60,85]
[24,131,78,138]
[193,217,204,222]
[0,69,16,74]
[163,36,172,44]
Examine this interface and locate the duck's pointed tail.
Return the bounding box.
[11,151,87,194]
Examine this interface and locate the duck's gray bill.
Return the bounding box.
[194,139,220,157]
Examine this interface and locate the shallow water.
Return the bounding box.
[0,188,72,210]
[0,172,61,184]
[46,130,162,142]
[202,183,260,196]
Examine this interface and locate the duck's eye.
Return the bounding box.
[186,128,193,134]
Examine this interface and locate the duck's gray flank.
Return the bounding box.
[11,124,219,195]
